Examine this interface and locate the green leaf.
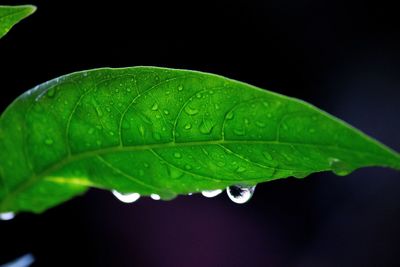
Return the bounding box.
[1,67,399,214]
[0,5,36,40]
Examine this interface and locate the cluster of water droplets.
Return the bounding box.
[112,184,256,204]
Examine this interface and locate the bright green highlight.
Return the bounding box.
[0,5,36,39]
[0,67,399,214]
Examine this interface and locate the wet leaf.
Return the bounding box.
[0,5,36,40]
[0,67,399,213]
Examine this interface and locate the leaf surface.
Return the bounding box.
[0,5,36,40]
[0,67,399,213]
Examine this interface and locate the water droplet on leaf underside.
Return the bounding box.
[112,190,140,203]
[201,189,223,198]
[150,194,161,200]
[0,212,15,221]
[226,184,256,204]
[329,158,353,176]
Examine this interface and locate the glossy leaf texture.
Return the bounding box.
[0,5,36,40]
[0,67,399,214]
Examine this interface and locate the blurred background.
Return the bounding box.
[0,0,399,266]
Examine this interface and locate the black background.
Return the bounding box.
[1,0,400,266]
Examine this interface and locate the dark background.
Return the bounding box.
[1,0,399,266]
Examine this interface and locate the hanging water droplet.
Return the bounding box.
[184,123,192,130]
[201,189,223,198]
[151,103,158,111]
[112,190,140,203]
[226,184,256,204]
[199,120,214,134]
[150,194,161,200]
[329,158,353,176]
[0,212,15,221]
[173,152,182,158]
[184,105,199,115]
[44,138,54,145]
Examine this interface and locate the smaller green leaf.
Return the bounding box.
[0,5,36,40]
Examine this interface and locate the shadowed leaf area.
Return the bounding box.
[0,5,36,39]
[0,67,399,213]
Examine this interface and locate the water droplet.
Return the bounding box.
[199,120,214,134]
[184,164,192,170]
[151,103,158,111]
[226,111,234,120]
[44,138,54,145]
[236,166,246,173]
[0,212,15,221]
[168,167,184,179]
[196,92,202,98]
[115,88,120,93]
[155,114,161,119]
[173,152,182,158]
[138,125,145,136]
[178,85,184,91]
[233,128,245,136]
[215,104,220,110]
[47,88,56,98]
[201,189,223,198]
[150,194,161,200]
[184,123,192,130]
[217,161,225,167]
[184,105,199,115]
[109,131,115,136]
[263,151,273,160]
[127,87,132,92]
[95,107,103,117]
[292,172,309,179]
[112,190,140,203]
[106,107,111,112]
[244,118,249,125]
[163,110,169,115]
[255,121,266,127]
[226,184,256,204]
[329,158,353,176]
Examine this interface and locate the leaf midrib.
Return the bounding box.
[1,138,394,211]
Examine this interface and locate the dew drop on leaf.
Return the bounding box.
[226,184,256,204]
[163,110,169,115]
[151,103,158,111]
[0,212,15,221]
[44,138,54,145]
[184,105,199,115]
[112,190,140,203]
[184,164,192,170]
[233,128,245,136]
[201,189,223,198]
[184,123,192,130]
[199,120,214,134]
[150,194,161,200]
[173,152,182,158]
[46,88,56,98]
[236,166,246,173]
[178,85,184,91]
[226,111,234,120]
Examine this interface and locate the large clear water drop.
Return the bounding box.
[226,184,256,204]
[201,189,223,198]
[0,212,15,221]
[112,190,140,203]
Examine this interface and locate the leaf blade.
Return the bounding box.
[0,5,36,40]
[1,67,399,213]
